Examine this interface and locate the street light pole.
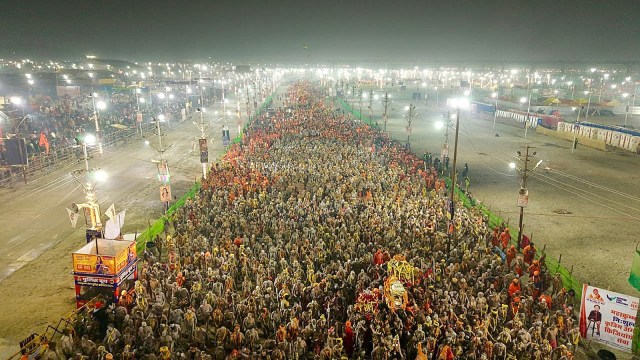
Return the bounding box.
[368,89,373,123]
[515,145,536,250]
[381,92,391,131]
[491,92,498,129]
[70,135,104,235]
[447,107,461,258]
[524,83,532,139]
[404,104,417,147]
[585,83,592,120]
[90,94,104,155]
[623,93,632,128]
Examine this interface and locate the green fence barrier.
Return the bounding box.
[135,182,201,254]
[443,177,583,300]
[335,96,379,129]
[233,95,274,144]
[135,94,275,254]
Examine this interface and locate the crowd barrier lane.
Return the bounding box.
[443,177,584,301]
[0,122,158,188]
[134,183,201,255]
[334,96,380,129]
[6,295,104,360]
[233,94,274,144]
[335,93,585,300]
[136,94,275,254]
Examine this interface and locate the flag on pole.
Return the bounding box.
[104,203,116,220]
[115,209,126,228]
[104,210,126,239]
[38,132,50,155]
[66,208,79,228]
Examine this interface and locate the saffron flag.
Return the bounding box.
[38,132,50,154]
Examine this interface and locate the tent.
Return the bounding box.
[543,97,561,105]
[571,98,589,105]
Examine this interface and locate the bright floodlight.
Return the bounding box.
[157,93,166,99]
[88,72,94,78]
[94,169,108,182]
[463,90,470,96]
[623,93,629,98]
[584,91,590,95]
[404,105,410,111]
[186,88,192,94]
[10,96,23,105]
[27,79,34,85]
[491,92,498,98]
[450,97,469,108]
[158,114,166,121]
[435,121,444,129]
[139,97,146,103]
[144,140,150,145]
[520,97,527,103]
[96,100,107,110]
[136,88,142,94]
[84,134,97,145]
[509,162,516,169]
[169,94,175,99]
[590,68,596,72]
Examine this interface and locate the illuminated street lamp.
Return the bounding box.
[70,132,107,233]
[584,91,592,120]
[623,92,633,127]
[520,91,532,138]
[491,92,498,128]
[446,96,469,258]
[9,96,23,105]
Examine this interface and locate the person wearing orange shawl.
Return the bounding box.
[373,249,384,265]
[343,320,354,358]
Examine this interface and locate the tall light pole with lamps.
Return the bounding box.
[491,92,498,128]
[403,104,417,147]
[69,133,108,240]
[446,97,469,258]
[509,146,542,250]
[623,92,633,128]
[90,93,106,154]
[145,115,173,212]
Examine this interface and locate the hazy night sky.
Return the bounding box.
[2,0,639,63]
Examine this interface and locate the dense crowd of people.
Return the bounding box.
[0,91,184,166]
[36,82,580,359]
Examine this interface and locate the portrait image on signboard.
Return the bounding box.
[579,284,639,352]
[160,185,172,203]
